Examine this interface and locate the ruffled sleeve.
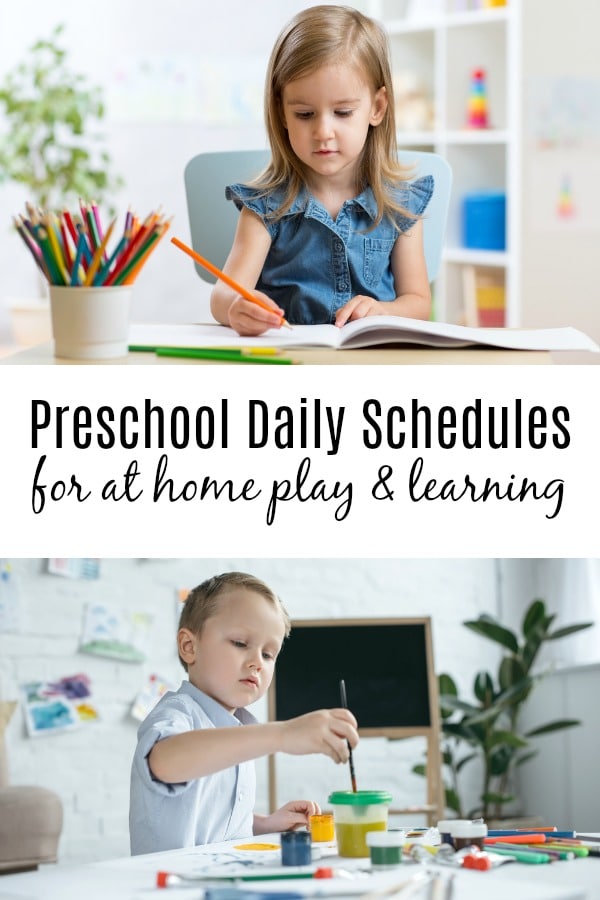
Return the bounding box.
[226,183,279,238]
[394,174,434,233]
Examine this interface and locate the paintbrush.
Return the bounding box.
[339,679,357,792]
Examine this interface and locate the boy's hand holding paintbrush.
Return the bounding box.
[277,708,358,764]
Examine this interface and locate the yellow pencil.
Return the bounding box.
[43,215,69,285]
[84,218,117,286]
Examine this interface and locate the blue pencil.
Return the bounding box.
[70,232,87,285]
[94,231,130,286]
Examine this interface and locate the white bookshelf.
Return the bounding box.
[367,0,600,343]
[368,0,518,325]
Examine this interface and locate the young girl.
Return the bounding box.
[210,5,433,336]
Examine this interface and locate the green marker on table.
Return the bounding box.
[487,846,552,864]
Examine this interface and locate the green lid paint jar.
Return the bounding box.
[366,830,405,868]
[328,790,393,858]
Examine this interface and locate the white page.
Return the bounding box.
[128,317,599,352]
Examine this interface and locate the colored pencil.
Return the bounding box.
[91,202,107,260]
[84,218,117,286]
[104,210,157,285]
[153,347,295,364]
[487,829,577,838]
[486,847,551,864]
[14,202,168,286]
[43,216,69,284]
[12,217,49,279]
[485,834,547,844]
[35,226,64,285]
[94,231,131,286]
[541,843,587,858]
[502,844,574,860]
[62,209,79,247]
[70,232,88,286]
[129,345,282,356]
[170,235,292,329]
[114,220,170,285]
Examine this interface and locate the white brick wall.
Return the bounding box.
[0,558,503,864]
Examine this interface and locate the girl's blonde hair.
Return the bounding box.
[178,572,291,671]
[256,4,413,228]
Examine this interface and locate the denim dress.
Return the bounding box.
[226,176,434,325]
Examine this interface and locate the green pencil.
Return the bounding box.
[487,846,551,864]
[154,347,295,364]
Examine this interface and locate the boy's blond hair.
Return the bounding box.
[255,4,414,229]
[178,572,291,671]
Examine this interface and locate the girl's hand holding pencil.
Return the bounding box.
[170,235,292,334]
[13,201,170,287]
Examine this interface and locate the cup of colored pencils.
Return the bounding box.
[13,202,170,359]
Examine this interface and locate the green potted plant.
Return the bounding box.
[0,23,122,343]
[413,599,593,821]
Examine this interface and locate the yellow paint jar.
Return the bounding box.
[328,790,393,858]
[310,813,335,842]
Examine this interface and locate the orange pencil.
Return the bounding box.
[170,235,292,329]
[485,834,547,845]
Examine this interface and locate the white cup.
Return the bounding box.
[49,285,132,360]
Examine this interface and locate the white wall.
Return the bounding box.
[0,557,501,864]
[518,662,600,832]
[520,0,600,341]
[498,558,600,830]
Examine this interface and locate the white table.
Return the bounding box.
[0,835,597,900]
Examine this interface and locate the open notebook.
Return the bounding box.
[129,316,599,353]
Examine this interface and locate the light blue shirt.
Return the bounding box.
[226,176,433,325]
[129,680,257,855]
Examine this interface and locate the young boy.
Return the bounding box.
[129,572,358,854]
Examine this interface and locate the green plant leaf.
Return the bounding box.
[482,791,514,804]
[412,764,427,777]
[442,749,454,766]
[473,670,495,703]
[438,673,458,719]
[463,618,519,653]
[456,752,477,771]
[489,745,515,776]
[515,750,538,766]
[488,730,529,749]
[439,695,480,715]
[547,623,594,640]
[525,719,581,737]
[522,599,547,637]
[493,675,534,707]
[498,656,526,691]
[445,788,461,814]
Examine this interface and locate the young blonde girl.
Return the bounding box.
[211,5,433,336]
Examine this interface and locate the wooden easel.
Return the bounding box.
[267,617,444,826]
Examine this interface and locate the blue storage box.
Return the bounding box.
[462,191,506,251]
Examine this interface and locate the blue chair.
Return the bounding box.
[184,148,452,284]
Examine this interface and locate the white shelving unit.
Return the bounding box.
[368,0,518,326]
[366,0,600,343]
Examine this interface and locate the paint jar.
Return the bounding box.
[450,821,488,851]
[280,830,312,866]
[366,830,405,868]
[328,790,392,858]
[309,813,335,842]
[437,819,469,847]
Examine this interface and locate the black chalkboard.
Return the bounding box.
[271,620,432,729]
